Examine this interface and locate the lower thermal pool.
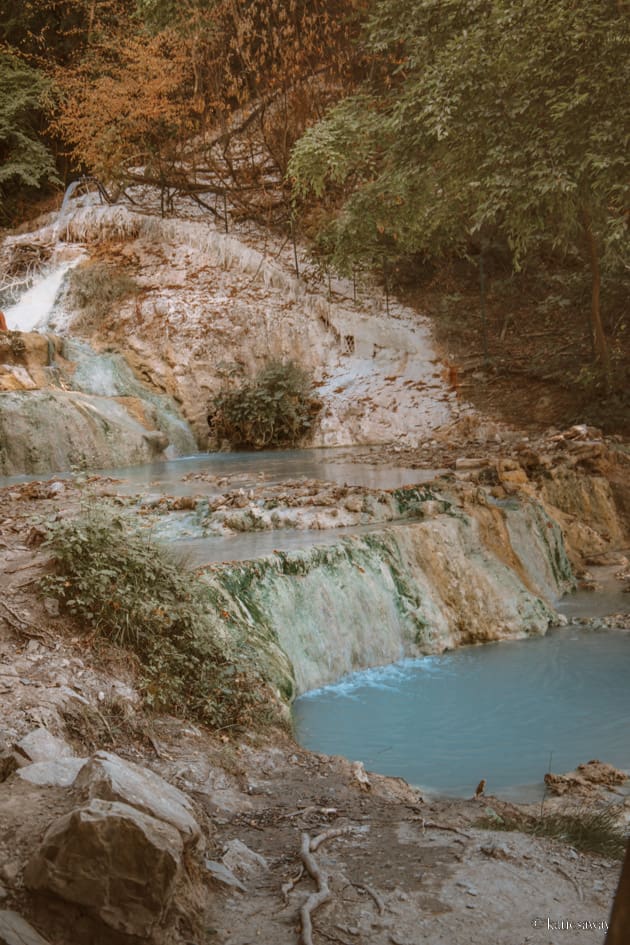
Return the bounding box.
[292,626,630,801]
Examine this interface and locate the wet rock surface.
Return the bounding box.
[544,761,629,798]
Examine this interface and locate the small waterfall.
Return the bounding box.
[204,499,573,696]
[55,207,457,445]
[4,260,81,332]
[0,259,198,474]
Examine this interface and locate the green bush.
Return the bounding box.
[209,359,321,449]
[66,260,140,323]
[41,505,273,730]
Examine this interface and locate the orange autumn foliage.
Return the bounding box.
[51,0,364,221]
[52,29,197,184]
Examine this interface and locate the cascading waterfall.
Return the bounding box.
[0,207,198,474]
[200,496,574,697]
[4,258,83,332]
[57,204,458,446]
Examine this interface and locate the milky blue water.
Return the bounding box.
[0,447,437,493]
[293,625,630,800]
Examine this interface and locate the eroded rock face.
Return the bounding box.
[0,390,168,476]
[544,760,628,797]
[0,332,61,393]
[74,750,200,844]
[24,799,183,936]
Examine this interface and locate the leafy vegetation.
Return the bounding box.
[289,0,630,377]
[51,29,197,208]
[0,52,59,224]
[65,260,140,322]
[41,504,278,730]
[209,359,321,449]
[478,804,627,859]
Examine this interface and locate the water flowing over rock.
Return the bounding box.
[62,339,197,457]
[206,494,573,695]
[0,389,172,476]
[0,220,198,474]
[4,203,459,454]
[0,327,196,476]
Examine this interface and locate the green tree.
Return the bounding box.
[290,0,630,375]
[0,52,59,223]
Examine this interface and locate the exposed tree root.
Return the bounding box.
[349,882,385,915]
[298,827,353,945]
[282,865,304,904]
[0,599,54,642]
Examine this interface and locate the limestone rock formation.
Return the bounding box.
[222,839,268,877]
[24,799,183,936]
[544,760,628,797]
[0,390,168,475]
[17,759,87,788]
[74,750,200,844]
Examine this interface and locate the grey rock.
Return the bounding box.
[0,865,20,885]
[138,493,163,508]
[24,799,182,937]
[455,457,487,470]
[204,860,246,892]
[0,910,52,945]
[222,839,268,876]
[42,598,60,618]
[15,729,74,766]
[17,758,87,788]
[74,750,200,842]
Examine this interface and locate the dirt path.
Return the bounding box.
[0,470,626,945]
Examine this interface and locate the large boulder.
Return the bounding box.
[24,799,183,937]
[74,750,200,844]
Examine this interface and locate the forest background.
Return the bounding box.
[1,0,628,430]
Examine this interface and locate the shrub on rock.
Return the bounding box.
[209,359,321,449]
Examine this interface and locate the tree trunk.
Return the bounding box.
[605,841,630,945]
[581,209,611,383]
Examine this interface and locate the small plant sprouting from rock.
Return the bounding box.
[209,359,321,449]
[66,260,140,324]
[41,505,276,731]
